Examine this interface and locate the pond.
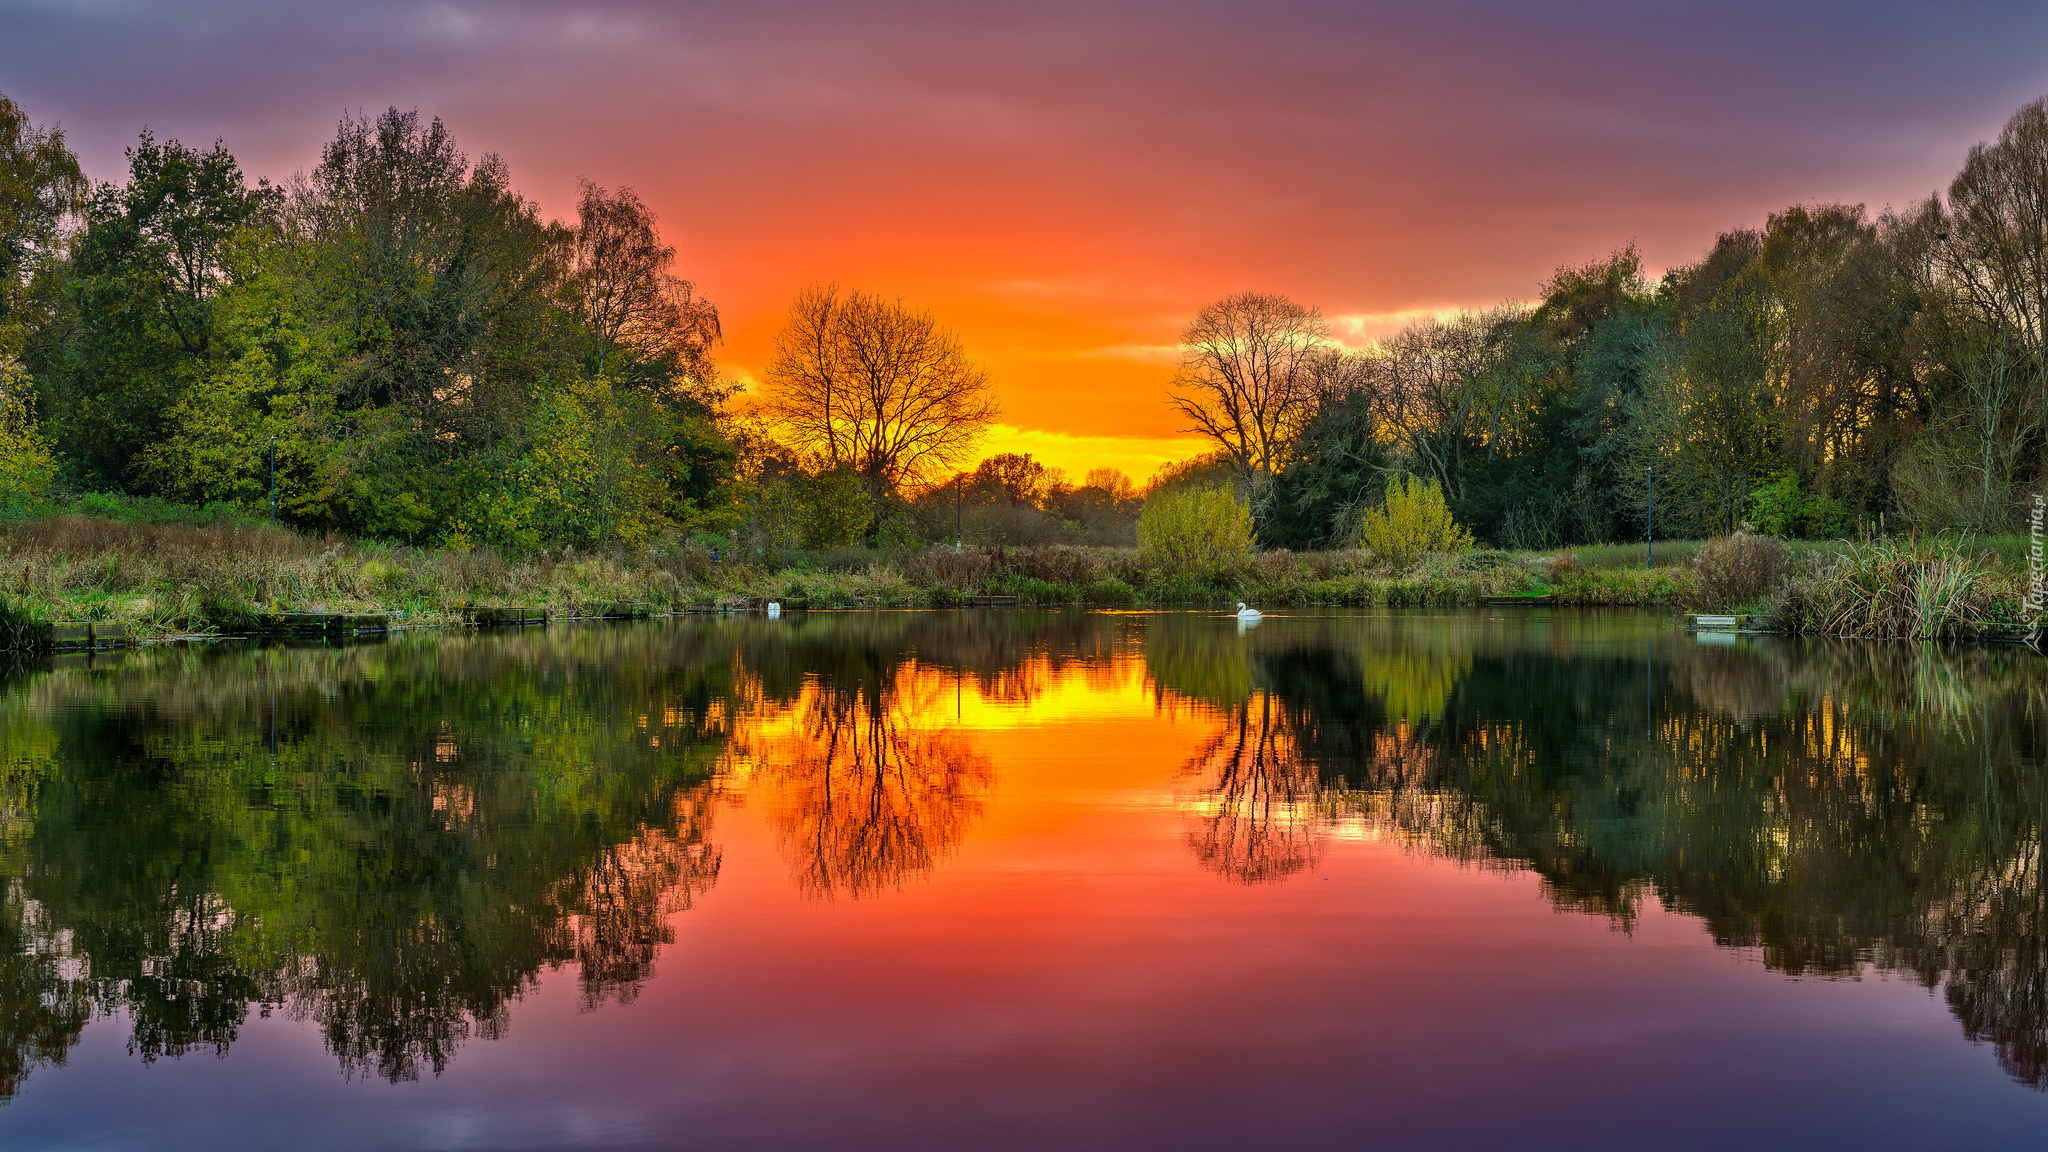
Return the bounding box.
[0,608,2043,1150]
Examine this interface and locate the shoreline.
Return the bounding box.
[0,515,2030,651]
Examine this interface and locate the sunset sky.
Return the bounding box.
[5,0,2047,482]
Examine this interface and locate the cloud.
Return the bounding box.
[1328,308,1474,347]
[1076,344,1181,366]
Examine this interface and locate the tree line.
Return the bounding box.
[8,89,2048,554]
[0,92,1146,553]
[0,97,743,549]
[1173,95,2048,548]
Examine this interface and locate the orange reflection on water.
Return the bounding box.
[727,653,1220,900]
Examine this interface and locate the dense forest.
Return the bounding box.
[1181,96,2048,549]
[3,90,2047,554]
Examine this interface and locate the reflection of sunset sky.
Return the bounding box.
[6,1,2045,478]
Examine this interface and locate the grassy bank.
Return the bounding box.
[5,513,2021,645]
[0,516,1699,641]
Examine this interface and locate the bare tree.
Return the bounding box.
[1941,98,2048,368]
[572,180,720,392]
[1896,327,2043,531]
[762,285,998,492]
[1367,306,1535,498]
[1933,98,2048,482]
[1168,291,1334,496]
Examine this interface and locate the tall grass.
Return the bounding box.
[1777,535,2021,640]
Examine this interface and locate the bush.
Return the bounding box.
[1003,544,1107,585]
[1086,576,1136,606]
[1357,477,1472,565]
[1748,474,1852,539]
[1459,549,1515,571]
[1137,487,1253,577]
[1691,531,1793,609]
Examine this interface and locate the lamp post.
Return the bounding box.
[268,436,277,527]
[955,473,963,552]
[1645,465,1653,568]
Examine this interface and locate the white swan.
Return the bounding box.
[1236,601,1261,620]
[766,601,782,618]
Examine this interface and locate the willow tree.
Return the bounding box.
[762,285,997,494]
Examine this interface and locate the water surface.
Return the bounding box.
[0,609,2043,1150]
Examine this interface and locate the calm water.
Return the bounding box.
[0,608,2044,1150]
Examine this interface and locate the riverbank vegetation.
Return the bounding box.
[0,514,1695,639]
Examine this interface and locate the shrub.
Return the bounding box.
[1007,576,1066,604]
[1357,477,1472,565]
[1137,487,1253,577]
[1086,577,1136,606]
[1691,531,1793,609]
[1748,474,1853,539]
[1459,549,1515,571]
[1004,544,1106,585]
[901,545,997,591]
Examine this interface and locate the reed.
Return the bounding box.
[1777,535,2021,640]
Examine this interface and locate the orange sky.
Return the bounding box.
[8,1,2048,482]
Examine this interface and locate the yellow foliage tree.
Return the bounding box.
[1357,476,1472,564]
[1138,486,1253,577]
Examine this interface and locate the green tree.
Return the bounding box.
[741,462,875,554]
[0,92,85,356]
[58,133,267,486]
[0,367,56,516]
[523,376,672,548]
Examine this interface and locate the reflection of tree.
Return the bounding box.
[756,673,993,900]
[0,609,1113,1099]
[733,607,1109,713]
[1152,612,1469,885]
[0,624,735,1095]
[0,888,88,1101]
[561,787,724,1010]
[1181,691,1323,884]
[1157,610,2048,1091]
